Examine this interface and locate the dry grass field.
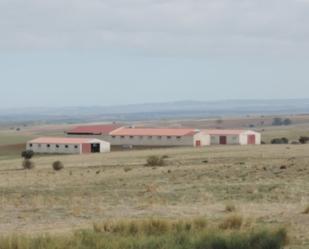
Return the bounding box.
[0,144,308,248]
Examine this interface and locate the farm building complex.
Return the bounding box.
[27,137,110,154]
[66,124,261,147]
[27,125,261,154]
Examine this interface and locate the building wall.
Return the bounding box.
[193,133,210,146]
[241,131,261,145]
[108,134,198,147]
[26,143,81,154]
[66,134,113,143]
[210,135,240,145]
[99,141,111,152]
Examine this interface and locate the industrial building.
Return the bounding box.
[205,130,261,145]
[109,127,210,147]
[26,137,110,154]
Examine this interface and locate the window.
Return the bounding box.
[47,144,50,148]
[176,136,181,140]
[65,145,69,148]
[167,136,171,139]
[112,136,116,139]
[29,143,33,147]
[74,145,78,149]
[148,136,152,139]
[158,136,162,140]
[139,136,143,140]
[121,136,125,139]
[38,144,41,148]
[56,144,59,148]
[130,136,134,139]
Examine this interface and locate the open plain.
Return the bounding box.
[0,141,308,248]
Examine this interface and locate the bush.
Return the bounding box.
[225,204,236,212]
[299,136,309,144]
[52,161,64,171]
[271,137,289,144]
[22,159,35,170]
[272,118,292,126]
[145,155,166,167]
[21,150,34,160]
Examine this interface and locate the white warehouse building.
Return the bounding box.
[109,127,210,147]
[205,130,261,145]
[27,137,110,154]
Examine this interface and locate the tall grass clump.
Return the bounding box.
[0,219,288,249]
[303,205,309,214]
[219,215,243,230]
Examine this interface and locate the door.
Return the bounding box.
[219,136,227,145]
[82,143,91,154]
[195,140,201,147]
[91,143,101,153]
[247,135,256,145]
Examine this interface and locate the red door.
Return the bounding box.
[195,140,201,147]
[219,136,227,145]
[247,135,256,144]
[82,143,91,154]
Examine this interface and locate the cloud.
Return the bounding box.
[0,0,309,56]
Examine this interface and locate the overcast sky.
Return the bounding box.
[0,0,309,108]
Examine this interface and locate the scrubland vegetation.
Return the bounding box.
[0,219,288,249]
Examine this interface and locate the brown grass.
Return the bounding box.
[0,143,308,247]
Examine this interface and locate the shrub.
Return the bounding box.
[21,150,34,160]
[299,136,309,144]
[52,161,64,171]
[219,215,243,230]
[272,117,292,126]
[225,203,236,212]
[145,155,166,167]
[271,137,289,144]
[22,159,35,170]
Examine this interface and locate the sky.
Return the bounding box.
[0,0,309,108]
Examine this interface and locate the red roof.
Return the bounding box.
[66,124,120,135]
[28,137,100,145]
[110,127,199,136]
[204,129,244,135]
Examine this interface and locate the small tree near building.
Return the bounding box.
[21,150,35,170]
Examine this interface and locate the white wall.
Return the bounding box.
[210,135,240,145]
[99,141,111,152]
[26,143,81,154]
[193,133,210,146]
[109,135,197,147]
[242,131,261,145]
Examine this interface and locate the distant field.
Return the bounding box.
[0,144,308,248]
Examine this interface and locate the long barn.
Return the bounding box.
[109,127,210,147]
[27,137,110,154]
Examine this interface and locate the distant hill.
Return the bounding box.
[0,99,309,124]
